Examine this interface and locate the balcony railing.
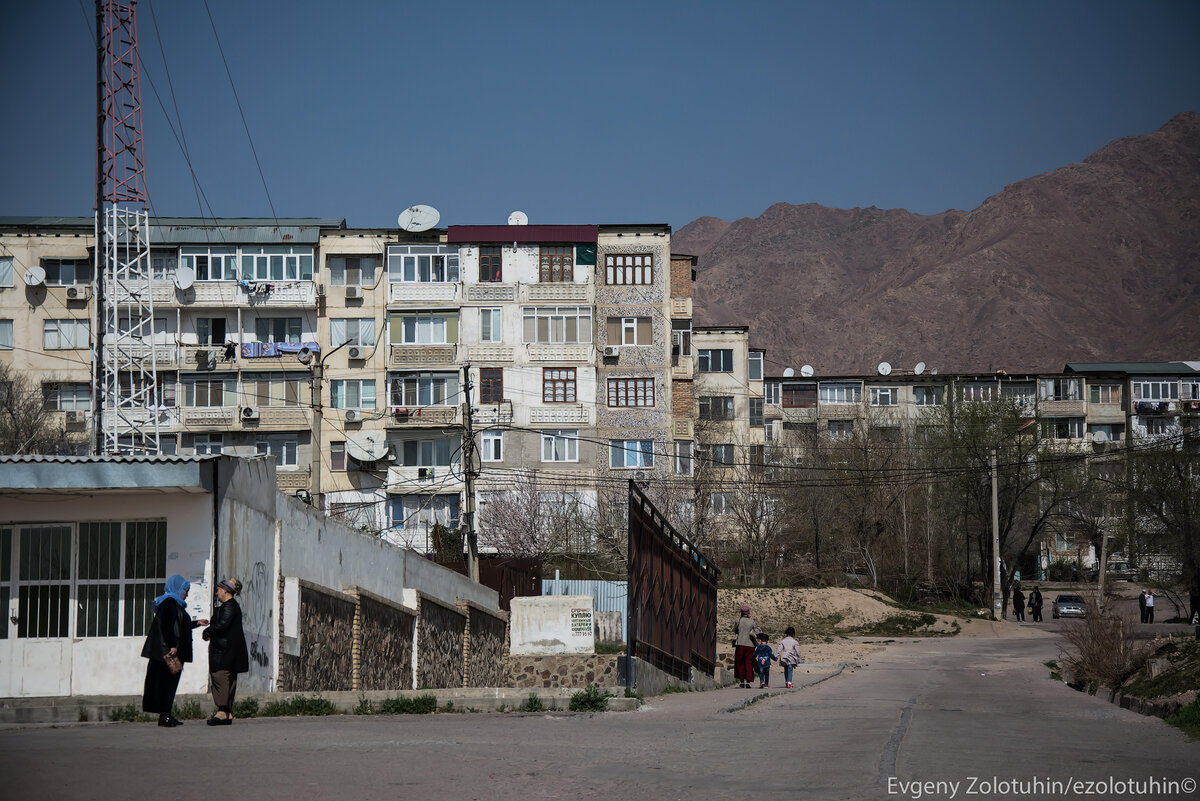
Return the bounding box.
[527,344,591,363]
[385,406,459,427]
[388,282,460,305]
[466,284,517,303]
[389,344,458,366]
[525,283,591,303]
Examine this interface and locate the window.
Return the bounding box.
[43,319,89,349]
[73,521,166,638]
[1041,417,1084,440]
[180,247,237,281]
[1088,424,1124,443]
[330,318,376,347]
[150,250,177,281]
[0,256,14,286]
[674,440,693,476]
[611,439,654,468]
[480,308,502,343]
[870,387,899,407]
[750,444,765,473]
[192,434,223,454]
[828,420,854,439]
[750,398,764,427]
[1145,418,1176,436]
[398,437,458,467]
[42,259,92,285]
[543,368,576,403]
[480,368,503,403]
[820,382,862,404]
[393,311,458,345]
[389,372,458,407]
[749,352,763,381]
[328,255,378,287]
[42,382,91,411]
[539,246,573,282]
[1132,380,1179,401]
[387,244,460,283]
[961,382,996,402]
[607,317,653,346]
[710,492,732,515]
[197,318,227,345]
[711,444,735,465]
[1039,378,1083,401]
[698,396,734,420]
[605,253,653,285]
[1089,384,1121,404]
[764,382,780,405]
[330,442,347,471]
[522,307,592,344]
[331,379,376,409]
[1001,382,1036,401]
[256,435,299,468]
[479,246,502,282]
[782,383,817,408]
[698,349,733,373]
[914,386,944,406]
[608,378,654,407]
[1183,380,1200,401]
[254,317,302,345]
[671,321,692,358]
[481,430,503,462]
[240,246,314,282]
[542,429,578,462]
[389,494,460,531]
[184,375,236,407]
[242,373,302,407]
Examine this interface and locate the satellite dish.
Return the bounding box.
[508,211,528,226]
[24,265,46,286]
[800,365,815,378]
[296,346,314,365]
[175,266,195,290]
[346,432,390,463]
[398,205,440,232]
[914,362,926,376]
[878,362,892,376]
[1092,430,1108,444]
[931,368,939,375]
[782,367,795,378]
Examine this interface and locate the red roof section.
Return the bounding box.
[447,225,598,244]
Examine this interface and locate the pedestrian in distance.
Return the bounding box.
[203,578,249,725]
[1012,586,1026,622]
[777,626,803,688]
[1138,590,1148,624]
[1145,590,1155,624]
[732,605,760,689]
[141,574,207,727]
[754,633,778,689]
[1029,587,1044,623]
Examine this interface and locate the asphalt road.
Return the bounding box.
[2,631,1196,801]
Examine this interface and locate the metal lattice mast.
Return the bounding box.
[96,0,158,454]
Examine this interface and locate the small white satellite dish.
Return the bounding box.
[24,265,46,286]
[878,362,892,376]
[914,362,926,376]
[175,266,195,290]
[1092,430,1108,444]
[782,367,795,378]
[800,365,815,378]
[931,368,939,375]
[346,432,390,463]
[508,211,529,226]
[398,205,441,232]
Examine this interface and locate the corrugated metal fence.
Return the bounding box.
[542,578,628,643]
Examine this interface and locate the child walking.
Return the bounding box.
[777,626,803,688]
[754,633,778,688]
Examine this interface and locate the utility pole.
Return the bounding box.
[461,363,479,582]
[991,448,1002,620]
[303,339,351,511]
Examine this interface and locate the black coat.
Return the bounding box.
[1012,589,1025,608]
[140,597,198,663]
[204,598,250,674]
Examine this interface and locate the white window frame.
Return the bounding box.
[330,318,376,348]
[180,246,238,282]
[748,352,763,381]
[698,349,733,373]
[0,256,14,287]
[1038,378,1083,401]
[480,308,502,343]
[764,381,781,405]
[820,382,862,404]
[607,377,655,407]
[1041,417,1085,440]
[331,379,377,410]
[192,433,224,455]
[328,255,378,287]
[1132,380,1179,401]
[522,306,592,345]
[610,439,654,469]
[481,430,503,462]
[399,313,453,345]
[240,246,314,282]
[387,244,460,283]
[389,494,460,531]
[828,420,854,439]
[869,387,899,407]
[389,372,459,407]
[43,319,90,349]
[914,386,944,406]
[674,440,693,476]
[398,437,458,467]
[43,382,91,411]
[541,429,578,463]
[256,435,299,468]
[184,375,236,407]
[0,319,13,350]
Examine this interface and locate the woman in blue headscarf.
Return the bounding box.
[140,574,208,727]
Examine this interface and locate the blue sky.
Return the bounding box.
[2,1,1198,230]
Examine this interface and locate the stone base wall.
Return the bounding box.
[504,654,621,689]
[466,605,508,688]
[280,582,355,692]
[418,593,466,689]
[355,589,416,691]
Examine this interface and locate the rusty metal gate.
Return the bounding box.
[627,480,719,681]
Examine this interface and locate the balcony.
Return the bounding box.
[389,344,457,367]
[238,406,310,429]
[385,406,460,428]
[1134,401,1176,416]
[464,345,515,363]
[388,282,460,305]
[466,284,517,303]
[182,407,236,428]
[524,283,591,303]
[1039,398,1086,417]
[386,465,463,488]
[527,344,591,363]
[529,403,591,425]
[475,402,514,427]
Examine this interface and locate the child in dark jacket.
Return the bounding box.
[753,634,778,688]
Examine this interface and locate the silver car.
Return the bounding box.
[1052,594,1087,619]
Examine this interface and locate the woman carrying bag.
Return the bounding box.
[203,578,250,725]
[141,574,207,727]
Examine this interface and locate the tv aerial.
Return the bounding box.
[397,205,441,232]
[508,211,529,226]
[877,362,892,376]
[800,365,814,378]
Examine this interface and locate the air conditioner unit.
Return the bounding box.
[344,409,361,423]
[66,286,92,300]
[344,285,362,299]
[316,283,326,297]
[347,346,364,360]
[602,345,620,358]
[64,410,86,424]
[671,331,682,351]
[240,407,260,421]
[418,467,434,481]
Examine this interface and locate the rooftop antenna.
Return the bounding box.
[397,204,440,232]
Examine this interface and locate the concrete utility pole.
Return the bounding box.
[991,449,1002,620]
[303,339,352,510]
[461,363,479,582]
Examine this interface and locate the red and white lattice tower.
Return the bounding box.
[96,0,159,454]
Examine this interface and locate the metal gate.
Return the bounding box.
[627,480,718,681]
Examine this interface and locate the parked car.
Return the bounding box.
[1052,594,1087,619]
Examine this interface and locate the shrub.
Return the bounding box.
[1166,697,1200,739]
[569,685,611,713]
[378,694,438,715]
[260,695,336,717]
[520,693,546,712]
[1058,601,1153,695]
[353,696,375,715]
[172,699,205,720]
[109,704,153,723]
[233,698,259,719]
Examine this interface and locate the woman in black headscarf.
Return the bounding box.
[141,574,207,727]
[203,577,250,725]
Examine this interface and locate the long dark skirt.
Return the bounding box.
[143,660,183,715]
[734,645,756,682]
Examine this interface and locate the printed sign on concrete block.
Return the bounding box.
[510,595,595,655]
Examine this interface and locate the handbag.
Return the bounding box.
[163,651,183,676]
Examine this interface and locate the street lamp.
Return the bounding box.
[297,338,352,510]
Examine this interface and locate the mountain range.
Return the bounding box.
[673,111,1200,376]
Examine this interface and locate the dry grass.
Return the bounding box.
[1058,601,1154,696]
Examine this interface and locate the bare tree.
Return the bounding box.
[0,362,81,455]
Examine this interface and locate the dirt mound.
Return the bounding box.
[718,587,943,637]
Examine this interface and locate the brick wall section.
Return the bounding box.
[353,587,417,691]
[670,257,693,298]
[279,581,355,692]
[464,603,509,688]
[672,379,694,417]
[504,655,621,689]
[417,592,466,689]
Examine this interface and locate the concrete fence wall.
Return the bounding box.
[417,593,466,689]
[463,603,509,688]
[352,588,417,692]
[504,655,621,689]
[279,581,356,692]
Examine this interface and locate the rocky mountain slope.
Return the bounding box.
[674,112,1200,375]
